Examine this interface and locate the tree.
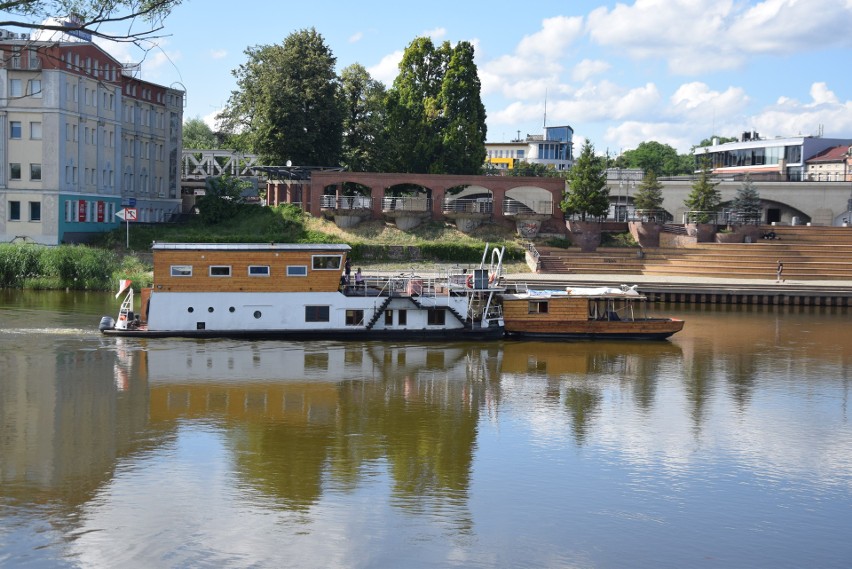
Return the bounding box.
[382,37,450,173]
[615,141,688,176]
[632,170,665,212]
[684,153,721,223]
[183,117,218,150]
[695,135,738,148]
[436,41,487,174]
[0,1,181,45]
[731,174,761,223]
[382,37,487,175]
[562,140,610,221]
[508,161,561,177]
[339,64,386,172]
[196,175,251,224]
[218,28,343,167]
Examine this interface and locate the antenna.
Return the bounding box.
[543,88,547,130]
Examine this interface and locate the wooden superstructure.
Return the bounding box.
[501,286,684,340]
[151,242,348,293]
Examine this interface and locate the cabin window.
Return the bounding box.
[384,310,393,325]
[171,265,192,277]
[345,309,364,326]
[311,255,342,270]
[427,309,446,325]
[248,265,270,277]
[528,300,549,314]
[287,265,307,276]
[209,265,231,277]
[398,310,407,325]
[305,305,330,322]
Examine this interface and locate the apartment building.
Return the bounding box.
[0,30,183,244]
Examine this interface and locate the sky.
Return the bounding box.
[23,0,852,155]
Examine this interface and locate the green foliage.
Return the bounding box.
[183,117,218,150]
[632,170,665,211]
[694,135,738,148]
[731,174,761,221]
[543,236,572,248]
[509,161,562,177]
[383,37,486,175]
[218,28,343,167]
[0,244,117,289]
[684,154,722,222]
[615,141,692,176]
[601,232,638,248]
[340,64,387,172]
[196,174,252,224]
[113,255,153,289]
[562,139,609,221]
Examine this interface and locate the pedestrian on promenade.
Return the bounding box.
[776,260,784,283]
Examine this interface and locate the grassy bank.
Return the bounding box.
[0,243,152,290]
[1,204,531,291]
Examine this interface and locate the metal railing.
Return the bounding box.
[442,198,493,214]
[502,198,553,215]
[381,197,432,212]
[320,195,372,209]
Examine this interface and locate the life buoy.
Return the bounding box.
[466,275,473,288]
[489,272,496,284]
[118,314,126,321]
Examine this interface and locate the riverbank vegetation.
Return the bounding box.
[1,204,528,290]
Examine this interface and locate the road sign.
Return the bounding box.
[115,207,137,221]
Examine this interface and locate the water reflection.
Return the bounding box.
[2,295,852,567]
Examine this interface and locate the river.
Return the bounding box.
[1,291,851,568]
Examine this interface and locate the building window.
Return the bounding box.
[345,310,364,326]
[209,265,231,277]
[528,300,549,314]
[287,265,308,276]
[311,255,342,270]
[385,310,393,326]
[305,305,330,322]
[29,201,41,221]
[427,309,446,325]
[9,163,21,180]
[170,265,192,277]
[10,121,22,139]
[9,79,22,97]
[398,310,407,325]
[27,79,41,98]
[30,122,41,140]
[9,201,21,221]
[248,265,270,277]
[30,163,41,181]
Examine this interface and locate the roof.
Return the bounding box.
[806,145,851,163]
[151,242,351,252]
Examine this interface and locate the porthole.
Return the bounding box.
[253,310,262,319]
[229,306,235,313]
[208,307,214,313]
[187,307,194,313]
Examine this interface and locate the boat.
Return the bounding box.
[500,284,684,340]
[99,242,505,340]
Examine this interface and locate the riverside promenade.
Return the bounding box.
[501,272,852,306]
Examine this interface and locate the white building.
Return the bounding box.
[695,131,852,182]
[485,125,574,173]
[0,30,184,244]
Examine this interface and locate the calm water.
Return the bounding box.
[1,290,851,569]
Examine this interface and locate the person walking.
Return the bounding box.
[344,257,351,285]
[776,260,784,283]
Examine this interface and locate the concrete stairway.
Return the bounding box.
[535,225,852,281]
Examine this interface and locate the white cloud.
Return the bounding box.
[349,31,363,43]
[586,0,852,75]
[422,27,447,40]
[210,49,227,60]
[517,15,583,57]
[750,82,852,139]
[367,50,403,86]
[572,59,610,82]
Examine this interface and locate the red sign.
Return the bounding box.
[96,201,105,222]
[78,200,86,222]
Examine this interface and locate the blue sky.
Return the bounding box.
[27,0,852,154]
